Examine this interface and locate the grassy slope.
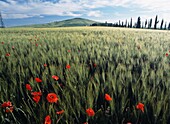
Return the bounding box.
[17,18,98,28]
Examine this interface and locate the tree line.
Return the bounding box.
[91,15,170,30]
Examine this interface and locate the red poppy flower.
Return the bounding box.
[86,108,95,116]
[56,110,64,115]
[46,93,58,103]
[5,106,14,113]
[67,50,71,52]
[6,53,10,56]
[44,64,47,67]
[84,122,88,124]
[127,122,132,124]
[52,75,59,81]
[1,101,12,108]
[26,84,32,91]
[1,101,14,113]
[93,63,97,67]
[32,95,41,103]
[35,78,42,83]
[105,94,112,101]
[31,91,42,103]
[44,115,51,124]
[136,102,144,113]
[31,91,42,96]
[66,64,71,69]
[166,53,168,56]
[36,44,38,46]
[1,42,4,44]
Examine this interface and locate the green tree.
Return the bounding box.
[154,15,159,29]
[168,22,170,30]
[145,19,147,28]
[160,19,164,29]
[130,18,132,28]
[119,20,121,27]
[125,19,127,27]
[164,22,167,30]
[149,18,152,29]
[136,17,141,28]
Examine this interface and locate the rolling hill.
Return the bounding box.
[21,18,98,28]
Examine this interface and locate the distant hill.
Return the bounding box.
[20,18,98,28]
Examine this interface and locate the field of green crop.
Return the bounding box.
[0,27,170,124]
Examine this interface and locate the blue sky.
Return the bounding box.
[0,0,170,27]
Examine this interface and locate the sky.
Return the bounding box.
[0,0,170,27]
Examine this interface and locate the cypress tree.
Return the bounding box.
[154,15,159,29]
[168,22,170,30]
[164,22,167,30]
[122,21,124,27]
[119,20,121,27]
[149,18,152,29]
[130,18,132,28]
[145,19,147,28]
[148,20,150,29]
[125,19,127,27]
[160,19,164,29]
[136,17,141,28]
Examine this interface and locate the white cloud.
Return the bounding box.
[0,0,170,23]
[0,0,83,19]
[131,0,170,11]
[88,11,102,17]
[3,14,33,19]
[63,12,82,17]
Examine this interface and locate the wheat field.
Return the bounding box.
[0,27,170,124]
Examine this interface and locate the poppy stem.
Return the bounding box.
[136,111,140,124]
[49,104,53,115]
[56,115,63,123]
[11,111,19,124]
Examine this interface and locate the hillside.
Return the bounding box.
[21,18,98,28]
